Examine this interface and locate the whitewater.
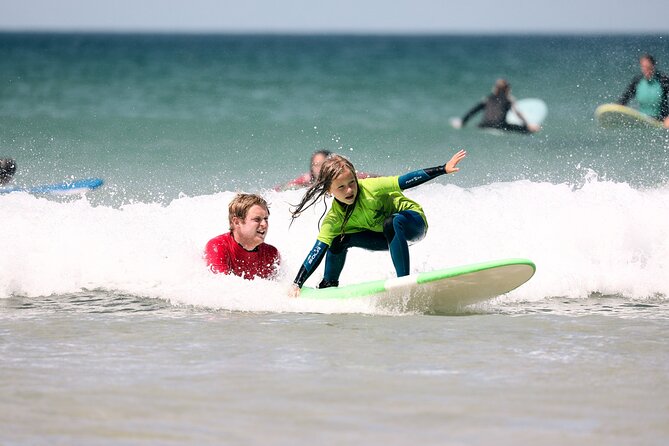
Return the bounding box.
[4,176,668,312]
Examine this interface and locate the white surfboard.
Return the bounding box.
[300,258,536,315]
[595,103,664,129]
[506,98,548,126]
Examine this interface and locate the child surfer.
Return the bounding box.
[288,149,467,296]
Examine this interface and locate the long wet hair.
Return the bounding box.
[290,154,360,234]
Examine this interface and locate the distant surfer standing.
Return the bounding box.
[452,78,540,133]
[287,149,467,297]
[204,193,280,280]
[618,54,669,128]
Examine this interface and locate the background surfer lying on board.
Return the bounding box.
[274,150,377,191]
[618,53,669,128]
[452,79,540,133]
[204,193,281,280]
[288,149,467,297]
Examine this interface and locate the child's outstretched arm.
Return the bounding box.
[398,149,467,190]
[288,240,329,297]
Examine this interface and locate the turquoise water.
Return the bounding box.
[2,33,669,445]
[2,33,669,202]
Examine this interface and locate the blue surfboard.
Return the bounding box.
[0,178,104,195]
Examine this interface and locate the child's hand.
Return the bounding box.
[288,284,301,298]
[445,149,467,174]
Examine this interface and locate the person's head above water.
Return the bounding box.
[316,154,358,202]
[291,154,359,221]
[309,150,332,180]
[0,158,16,185]
[322,154,359,205]
[227,193,272,251]
[492,78,510,96]
[228,193,270,231]
[639,54,656,80]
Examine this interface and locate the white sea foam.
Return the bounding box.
[3,178,669,312]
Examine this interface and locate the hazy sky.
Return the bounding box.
[1,0,668,34]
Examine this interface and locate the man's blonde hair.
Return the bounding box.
[228,193,270,231]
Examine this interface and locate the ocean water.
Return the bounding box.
[2,33,669,445]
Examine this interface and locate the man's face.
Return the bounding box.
[232,204,269,249]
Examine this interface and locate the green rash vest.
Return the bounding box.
[316,176,427,246]
[636,77,663,118]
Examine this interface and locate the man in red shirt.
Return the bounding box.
[204,194,280,280]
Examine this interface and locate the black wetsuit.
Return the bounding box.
[461,93,530,133]
[618,71,669,120]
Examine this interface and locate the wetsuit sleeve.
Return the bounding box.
[461,101,485,126]
[618,75,641,105]
[660,73,669,119]
[293,240,328,288]
[398,166,446,190]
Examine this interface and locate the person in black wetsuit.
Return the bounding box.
[452,79,540,133]
[618,54,669,128]
[0,158,16,186]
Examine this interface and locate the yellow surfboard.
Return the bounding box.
[595,103,664,129]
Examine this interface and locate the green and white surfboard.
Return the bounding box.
[300,258,536,314]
